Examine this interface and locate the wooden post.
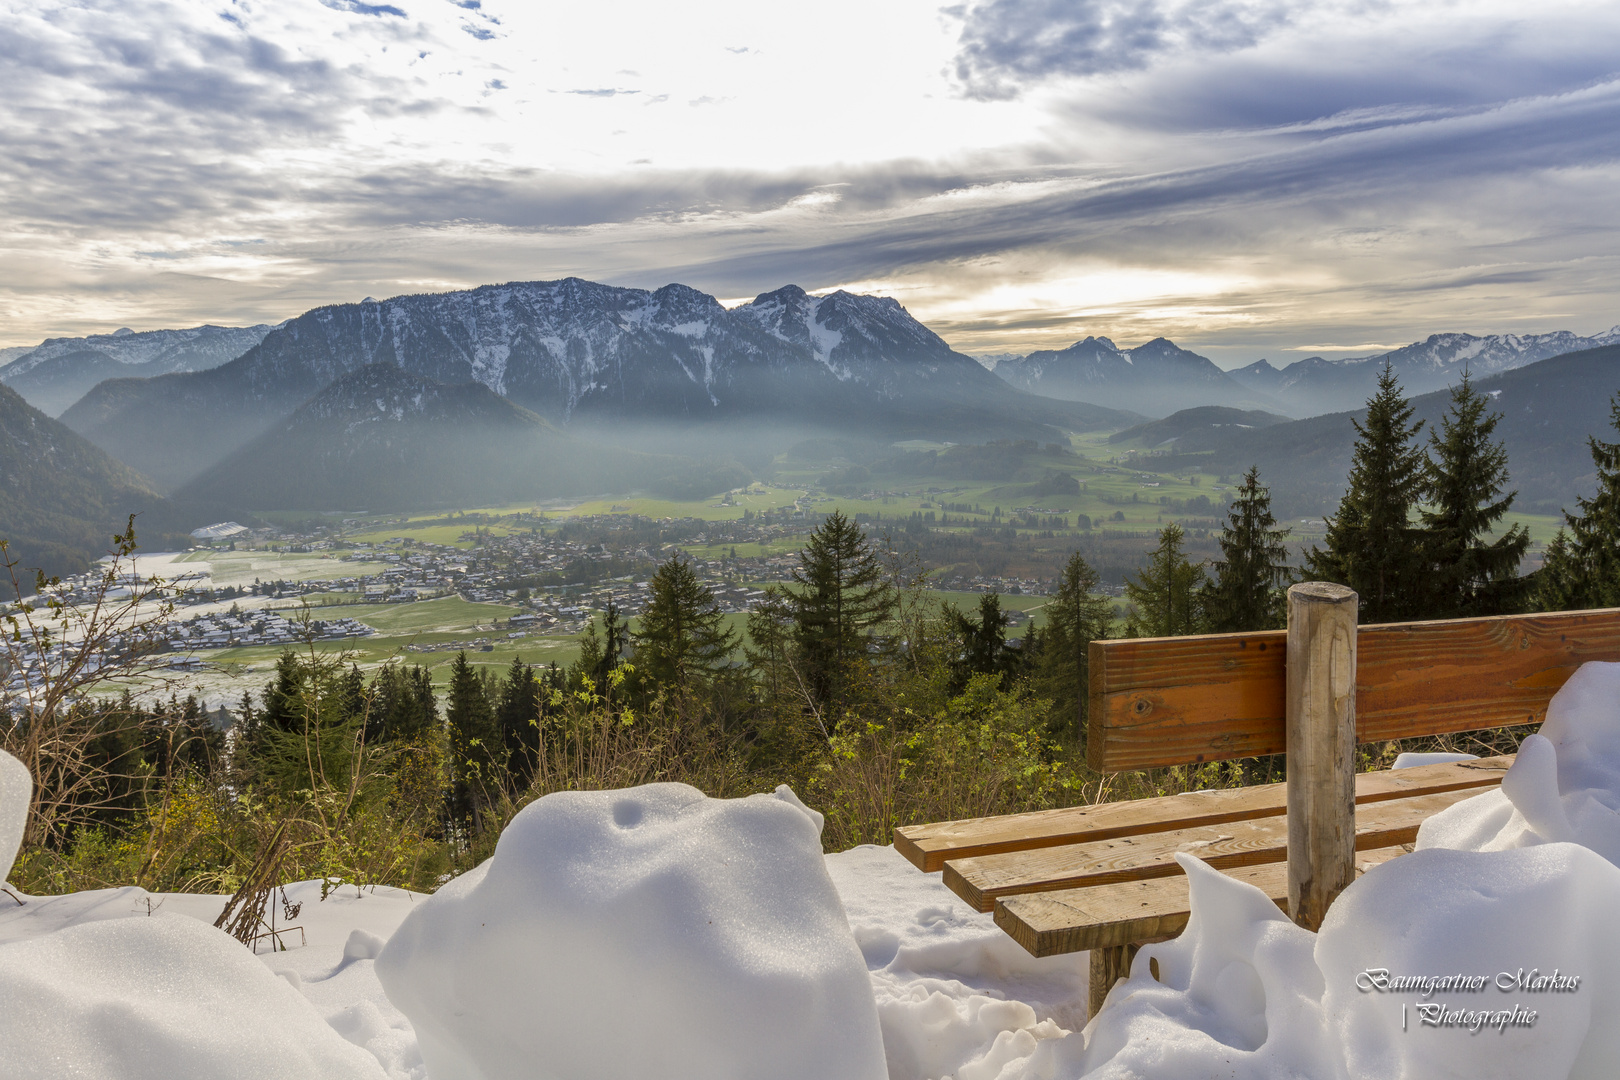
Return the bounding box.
[1089,943,1139,1017]
[1285,582,1358,931]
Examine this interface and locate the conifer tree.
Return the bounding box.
[1034,550,1113,740]
[634,555,738,690]
[497,656,541,790]
[949,593,1021,689]
[1538,394,1620,610]
[1421,374,1529,617]
[788,511,896,708]
[1202,467,1291,632]
[1307,364,1429,622]
[1124,523,1206,637]
[446,651,500,822]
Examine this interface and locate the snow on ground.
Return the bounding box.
[7,661,1620,1078]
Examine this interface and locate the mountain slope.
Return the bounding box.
[0,383,187,577]
[3,324,276,416]
[1107,406,1292,449]
[1195,344,1620,519]
[994,336,1286,417]
[174,364,664,512]
[1227,328,1620,416]
[61,279,1131,490]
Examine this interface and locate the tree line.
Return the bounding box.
[1121,366,1620,633]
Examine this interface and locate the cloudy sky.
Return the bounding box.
[3,0,1619,365]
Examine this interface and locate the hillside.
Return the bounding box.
[1190,344,1620,519]
[2,323,276,416]
[174,364,668,511]
[0,383,187,578]
[1107,406,1292,449]
[60,280,1131,491]
[994,336,1285,417]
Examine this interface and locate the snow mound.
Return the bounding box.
[1419,661,1620,863]
[0,913,388,1080]
[375,782,886,1080]
[826,844,1085,1080]
[0,749,27,886]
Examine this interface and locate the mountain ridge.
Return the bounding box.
[60,278,1133,491]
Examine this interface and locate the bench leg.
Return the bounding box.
[1088,943,1139,1017]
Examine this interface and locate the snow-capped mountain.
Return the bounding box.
[1228,328,1620,415]
[992,336,1284,417]
[61,278,1127,491]
[2,324,277,416]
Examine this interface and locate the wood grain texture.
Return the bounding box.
[1285,582,1358,932]
[893,755,1511,872]
[1089,607,1620,772]
[942,788,1477,912]
[996,846,1411,958]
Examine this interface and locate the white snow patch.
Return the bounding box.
[0,749,28,887]
[375,782,886,1080]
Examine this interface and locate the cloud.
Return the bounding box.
[950,0,1295,99]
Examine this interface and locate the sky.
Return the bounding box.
[3,0,1619,367]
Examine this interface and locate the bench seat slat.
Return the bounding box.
[994,846,1411,957]
[942,787,1485,912]
[895,755,1511,873]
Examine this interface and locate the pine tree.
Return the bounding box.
[949,593,1021,689]
[1202,467,1291,632]
[1307,364,1429,623]
[788,511,897,708]
[1124,523,1206,637]
[1537,394,1620,610]
[1421,374,1529,617]
[633,555,738,690]
[1034,550,1114,741]
[446,651,500,822]
[497,656,541,791]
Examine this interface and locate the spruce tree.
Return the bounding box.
[1034,550,1113,741]
[1124,523,1206,637]
[1307,363,1429,623]
[497,656,541,791]
[949,593,1020,689]
[1202,467,1291,632]
[633,555,738,690]
[1537,394,1620,610]
[1421,374,1529,617]
[446,651,500,821]
[788,511,897,708]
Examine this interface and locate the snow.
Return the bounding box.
[0,914,389,1080]
[1,750,27,887]
[375,781,886,1080]
[9,662,1620,1078]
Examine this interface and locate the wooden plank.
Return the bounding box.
[941,788,1477,912]
[996,846,1410,958]
[1089,607,1620,772]
[893,755,1511,872]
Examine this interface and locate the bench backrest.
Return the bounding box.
[1088,606,1620,772]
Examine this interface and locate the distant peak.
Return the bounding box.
[751,284,809,306]
[112,327,134,336]
[361,297,379,304]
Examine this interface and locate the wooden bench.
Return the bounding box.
[897,587,1620,1014]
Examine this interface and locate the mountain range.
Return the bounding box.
[1225,329,1620,416]
[1,323,278,417]
[58,279,1132,491]
[992,336,1285,417]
